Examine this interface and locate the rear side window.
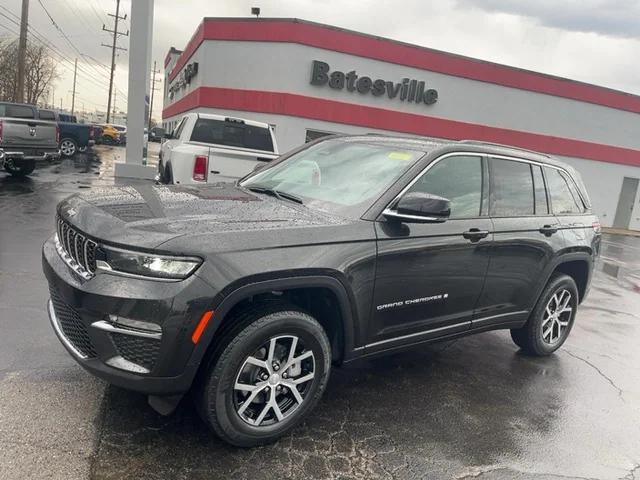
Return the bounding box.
[409,155,483,218]
[490,158,534,216]
[0,104,35,118]
[544,167,584,214]
[190,119,274,152]
[39,110,56,120]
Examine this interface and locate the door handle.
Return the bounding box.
[539,224,558,236]
[462,228,489,242]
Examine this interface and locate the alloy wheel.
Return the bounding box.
[541,289,572,344]
[233,335,315,427]
[60,140,76,157]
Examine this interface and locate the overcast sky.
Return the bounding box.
[0,0,638,120]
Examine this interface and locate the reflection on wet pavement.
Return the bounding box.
[0,147,639,479]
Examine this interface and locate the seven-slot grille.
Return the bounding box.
[56,215,97,276]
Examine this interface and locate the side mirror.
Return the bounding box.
[163,132,173,140]
[384,192,451,223]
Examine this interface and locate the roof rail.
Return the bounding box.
[458,139,550,158]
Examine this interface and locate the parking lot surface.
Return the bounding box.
[1,147,639,480]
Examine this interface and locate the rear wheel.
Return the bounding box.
[4,159,36,177]
[196,304,331,447]
[60,138,78,157]
[510,273,578,356]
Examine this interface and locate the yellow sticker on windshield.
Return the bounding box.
[388,151,413,161]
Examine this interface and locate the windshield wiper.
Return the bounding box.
[246,186,304,204]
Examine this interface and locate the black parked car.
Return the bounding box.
[42,135,600,446]
[148,126,165,142]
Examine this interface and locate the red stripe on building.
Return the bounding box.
[162,86,640,167]
[167,18,640,114]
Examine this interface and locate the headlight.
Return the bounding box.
[98,246,202,280]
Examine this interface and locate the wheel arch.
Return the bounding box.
[60,134,79,144]
[544,252,593,304]
[192,275,358,370]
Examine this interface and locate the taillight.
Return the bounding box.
[592,221,601,234]
[89,126,94,140]
[0,120,3,143]
[193,155,208,181]
[55,125,60,144]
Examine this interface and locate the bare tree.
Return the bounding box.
[0,37,58,105]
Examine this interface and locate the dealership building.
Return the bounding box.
[163,18,640,230]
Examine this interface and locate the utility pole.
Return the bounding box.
[16,0,29,103]
[112,89,117,122]
[70,58,78,115]
[102,0,128,123]
[148,60,161,129]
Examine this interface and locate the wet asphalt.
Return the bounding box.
[0,146,639,480]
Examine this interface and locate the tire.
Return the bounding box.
[510,273,578,356]
[196,303,332,447]
[60,138,78,158]
[4,159,36,177]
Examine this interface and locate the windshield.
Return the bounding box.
[241,139,425,217]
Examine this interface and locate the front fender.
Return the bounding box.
[186,273,359,374]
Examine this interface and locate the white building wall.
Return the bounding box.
[163,39,640,230]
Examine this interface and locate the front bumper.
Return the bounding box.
[42,235,215,395]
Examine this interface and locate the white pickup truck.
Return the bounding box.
[158,113,279,184]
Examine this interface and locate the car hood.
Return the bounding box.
[57,183,352,250]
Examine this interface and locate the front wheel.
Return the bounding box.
[197,305,331,447]
[510,273,578,356]
[60,138,78,157]
[4,159,36,177]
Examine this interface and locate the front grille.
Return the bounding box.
[110,333,161,371]
[49,288,97,358]
[56,215,97,277]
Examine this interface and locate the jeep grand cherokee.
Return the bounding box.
[42,135,600,446]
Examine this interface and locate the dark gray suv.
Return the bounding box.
[43,135,600,446]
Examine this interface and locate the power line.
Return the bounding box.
[0,9,110,90]
[0,4,128,105]
[86,0,108,25]
[1,3,129,111]
[32,1,127,96]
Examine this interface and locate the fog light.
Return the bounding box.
[107,314,161,334]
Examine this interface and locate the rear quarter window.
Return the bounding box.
[39,110,56,120]
[544,167,585,214]
[190,118,274,152]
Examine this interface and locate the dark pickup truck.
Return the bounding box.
[38,110,95,158]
